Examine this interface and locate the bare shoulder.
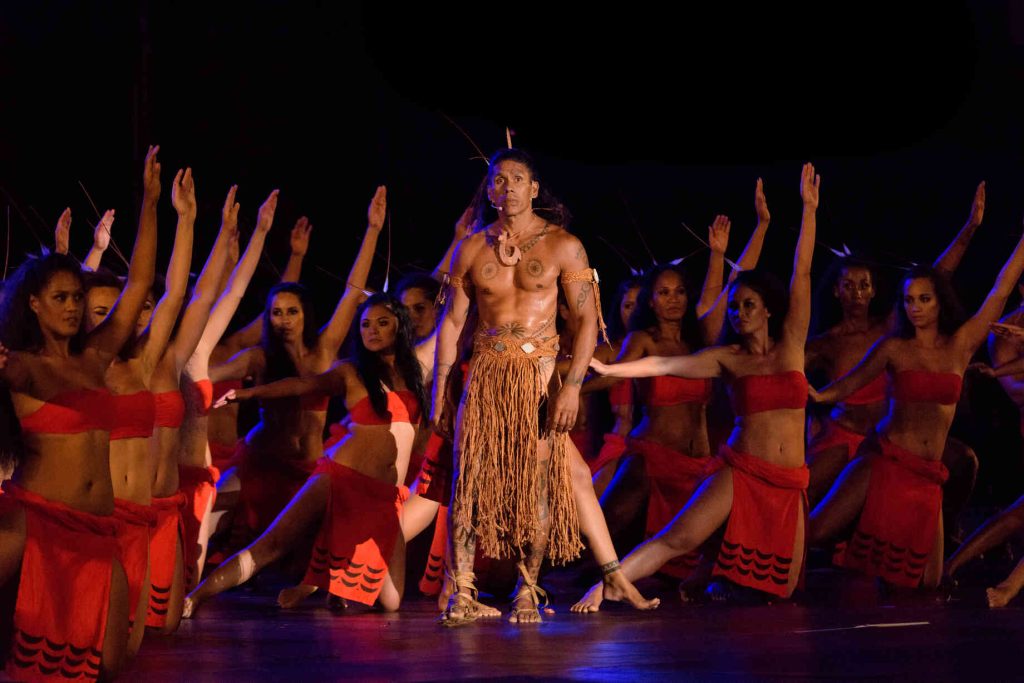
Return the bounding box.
[1,350,32,392]
[548,227,587,264]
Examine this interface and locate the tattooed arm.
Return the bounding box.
[551,234,598,432]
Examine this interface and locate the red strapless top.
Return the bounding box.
[608,379,633,408]
[730,371,808,416]
[18,389,114,435]
[153,390,185,429]
[348,390,422,426]
[891,370,962,405]
[843,372,888,406]
[646,375,712,406]
[187,378,215,416]
[109,391,156,440]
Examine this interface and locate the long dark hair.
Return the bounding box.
[893,265,965,338]
[471,148,572,229]
[627,264,703,350]
[350,294,428,421]
[719,269,789,345]
[607,276,642,343]
[0,253,86,353]
[811,256,889,334]
[260,282,319,383]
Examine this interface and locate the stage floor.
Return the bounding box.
[131,573,1021,681]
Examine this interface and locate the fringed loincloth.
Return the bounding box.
[454,332,582,564]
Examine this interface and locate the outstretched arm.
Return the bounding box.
[280,216,312,283]
[812,337,892,404]
[782,163,819,348]
[581,331,647,395]
[934,181,985,276]
[696,214,730,344]
[315,186,386,359]
[216,362,347,408]
[589,345,725,380]
[956,221,1024,354]
[87,145,160,359]
[140,168,196,373]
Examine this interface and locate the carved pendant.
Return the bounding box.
[495,231,522,266]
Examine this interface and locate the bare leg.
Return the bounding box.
[592,458,620,499]
[807,442,851,508]
[190,486,217,591]
[377,534,406,612]
[158,538,186,634]
[988,555,1024,607]
[401,494,441,542]
[946,495,1024,578]
[598,454,649,543]
[509,441,552,625]
[575,467,734,611]
[126,560,150,659]
[183,474,329,617]
[941,438,978,545]
[100,557,129,680]
[567,445,658,612]
[808,456,873,546]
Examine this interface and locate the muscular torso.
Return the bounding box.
[106,357,154,504]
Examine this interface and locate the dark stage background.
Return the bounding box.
[2,1,1024,497]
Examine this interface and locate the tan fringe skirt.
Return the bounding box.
[454,332,582,564]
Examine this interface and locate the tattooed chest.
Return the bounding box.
[473,257,555,293]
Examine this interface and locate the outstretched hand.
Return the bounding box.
[800,163,820,209]
[990,322,1024,344]
[290,216,313,256]
[93,209,115,250]
[589,358,610,375]
[968,362,996,378]
[143,145,162,199]
[367,186,387,232]
[708,215,731,254]
[755,178,770,224]
[256,189,280,234]
[968,181,986,228]
[171,168,197,218]
[222,185,240,233]
[54,208,71,255]
[454,203,475,240]
[213,387,251,409]
[807,386,824,404]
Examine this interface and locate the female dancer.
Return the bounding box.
[808,215,1024,589]
[576,164,819,609]
[0,146,159,679]
[185,294,427,613]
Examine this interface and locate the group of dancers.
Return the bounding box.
[2,145,1024,680]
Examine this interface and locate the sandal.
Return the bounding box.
[509,561,549,623]
[440,571,489,628]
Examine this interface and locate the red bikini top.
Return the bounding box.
[348,390,422,426]
[18,389,114,436]
[109,391,156,441]
[730,371,808,416]
[843,372,888,406]
[646,375,712,407]
[153,390,185,429]
[891,370,962,405]
[608,379,633,408]
[299,393,330,412]
[187,378,215,416]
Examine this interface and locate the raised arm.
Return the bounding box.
[53,208,71,256]
[216,362,346,408]
[933,181,985,276]
[550,234,599,432]
[431,238,475,427]
[86,145,160,359]
[281,216,312,283]
[589,344,726,380]
[165,183,239,372]
[83,209,115,272]
[433,202,475,281]
[140,168,196,372]
[696,215,730,344]
[955,221,1024,353]
[812,336,892,404]
[208,346,261,384]
[315,186,385,358]
[700,179,772,343]
[782,163,819,348]
[188,188,275,371]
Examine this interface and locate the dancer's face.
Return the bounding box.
[31,270,84,339]
[84,285,120,333]
[903,277,939,329]
[650,271,687,322]
[269,292,305,343]
[834,266,874,313]
[360,304,398,352]
[487,160,539,218]
[620,286,640,328]
[400,287,436,340]
[728,284,770,335]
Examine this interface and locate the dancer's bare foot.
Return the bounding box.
[987,583,1019,608]
[277,584,317,609]
[181,594,198,619]
[572,571,660,613]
